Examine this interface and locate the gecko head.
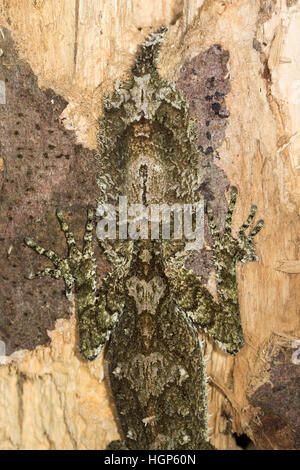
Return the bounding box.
[132,26,168,77]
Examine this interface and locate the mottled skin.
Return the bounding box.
[25,28,264,450]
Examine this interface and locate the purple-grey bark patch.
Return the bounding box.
[249,347,300,449]
[0,28,102,355]
[177,45,231,282]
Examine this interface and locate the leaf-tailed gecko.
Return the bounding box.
[24,28,264,450]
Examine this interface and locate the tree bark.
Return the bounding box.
[0,0,299,450]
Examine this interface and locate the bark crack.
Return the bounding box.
[73,0,80,78]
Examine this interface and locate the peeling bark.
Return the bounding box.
[0,0,298,450]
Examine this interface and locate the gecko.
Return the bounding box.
[24,28,264,450]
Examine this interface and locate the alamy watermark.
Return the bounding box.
[291,340,300,365]
[0,340,6,365]
[0,80,6,105]
[96,196,204,248]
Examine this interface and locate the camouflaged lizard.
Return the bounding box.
[24,28,264,450]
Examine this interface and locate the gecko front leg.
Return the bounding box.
[165,187,264,354]
[25,208,123,361]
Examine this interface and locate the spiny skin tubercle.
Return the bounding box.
[24,28,264,450]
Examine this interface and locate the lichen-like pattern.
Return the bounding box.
[24,28,264,450]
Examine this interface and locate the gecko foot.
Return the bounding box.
[207,186,264,264]
[24,207,95,298]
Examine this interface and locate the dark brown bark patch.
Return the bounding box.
[249,347,300,449]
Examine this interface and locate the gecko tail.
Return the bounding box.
[132,26,168,76]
